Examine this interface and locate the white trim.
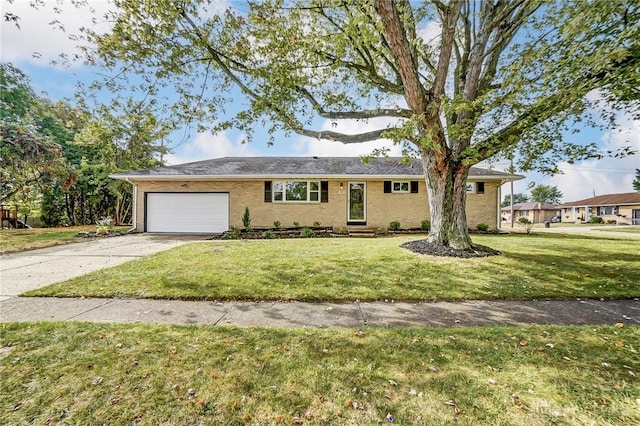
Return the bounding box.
[348,182,367,222]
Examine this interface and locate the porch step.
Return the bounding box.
[348,228,380,238]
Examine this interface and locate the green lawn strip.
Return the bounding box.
[0,226,130,254]
[1,323,637,425]
[24,234,640,301]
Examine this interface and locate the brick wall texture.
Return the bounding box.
[133,179,501,231]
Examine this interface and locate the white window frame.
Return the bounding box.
[273,180,320,203]
[599,206,618,216]
[391,181,410,193]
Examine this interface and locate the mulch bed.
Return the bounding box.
[76,231,129,239]
[401,239,501,258]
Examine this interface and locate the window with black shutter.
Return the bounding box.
[384,181,392,193]
[410,181,419,193]
[476,182,485,194]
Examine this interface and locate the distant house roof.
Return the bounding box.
[111,157,524,181]
[560,192,640,207]
[501,202,559,212]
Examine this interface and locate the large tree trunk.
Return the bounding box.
[421,151,473,250]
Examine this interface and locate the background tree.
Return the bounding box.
[530,184,563,205]
[73,0,638,250]
[633,169,640,191]
[500,193,529,208]
[1,62,167,226]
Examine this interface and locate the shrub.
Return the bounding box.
[389,220,401,231]
[242,207,251,230]
[262,230,275,239]
[606,219,617,224]
[95,217,113,235]
[223,227,240,239]
[273,220,281,229]
[476,223,489,232]
[300,227,315,238]
[421,219,431,231]
[590,215,603,224]
[333,227,348,235]
[517,217,534,234]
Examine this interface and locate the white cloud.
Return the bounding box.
[292,117,404,157]
[165,131,260,165]
[1,0,113,66]
[546,117,639,201]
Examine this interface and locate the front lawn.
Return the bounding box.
[1,322,637,425]
[24,233,640,301]
[0,226,130,254]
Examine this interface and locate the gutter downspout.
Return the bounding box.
[125,178,137,233]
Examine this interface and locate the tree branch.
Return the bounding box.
[295,86,412,119]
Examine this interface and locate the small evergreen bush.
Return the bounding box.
[421,219,431,231]
[389,220,401,231]
[476,223,489,232]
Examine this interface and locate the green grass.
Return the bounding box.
[0,226,130,254]
[24,233,640,301]
[1,322,638,425]
[592,227,640,234]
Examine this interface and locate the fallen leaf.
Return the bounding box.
[614,323,624,328]
[388,380,398,386]
[545,343,555,348]
[292,416,303,424]
[488,378,496,385]
[614,341,623,347]
[274,414,283,423]
[91,376,103,385]
[12,402,22,411]
[354,330,365,337]
[519,339,528,346]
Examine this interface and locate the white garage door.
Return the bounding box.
[146,193,229,233]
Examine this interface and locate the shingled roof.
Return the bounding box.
[112,157,523,181]
[560,192,640,207]
[501,202,559,211]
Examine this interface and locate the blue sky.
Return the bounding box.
[2,0,638,203]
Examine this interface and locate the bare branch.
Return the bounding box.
[298,128,388,144]
[295,86,412,119]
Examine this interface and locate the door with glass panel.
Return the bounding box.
[347,182,366,224]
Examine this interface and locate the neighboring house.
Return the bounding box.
[501,202,560,224]
[560,192,640,224]
[111,157,523,234]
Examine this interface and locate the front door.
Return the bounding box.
[348,182,366,225]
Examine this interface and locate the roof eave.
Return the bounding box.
[111,173,524,182]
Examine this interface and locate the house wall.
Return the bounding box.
[132,179,501,232]
[561,204,640,224]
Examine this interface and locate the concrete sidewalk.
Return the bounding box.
[1,297,638,328]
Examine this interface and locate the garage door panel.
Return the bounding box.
[146,193,229,233]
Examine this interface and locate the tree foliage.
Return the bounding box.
[530,184,563,205]
[1,62,167,226]
[500,192,529,208]
[633,169,640,191]
[69,0,639,248]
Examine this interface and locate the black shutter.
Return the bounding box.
[476,182,485,194]
[264,181,272,202]
[410,181,419,193]
[384,181,392,193]
[320,181,329,203]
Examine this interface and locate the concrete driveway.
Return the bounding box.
[0,234,208,300]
